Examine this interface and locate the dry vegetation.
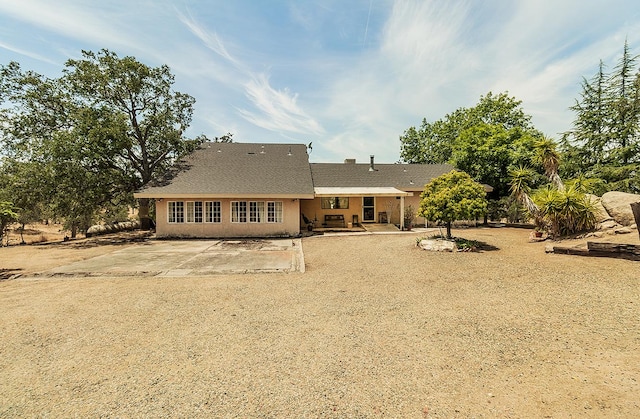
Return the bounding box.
[1,226,639,417]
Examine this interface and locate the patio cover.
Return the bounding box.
[314,187,412,197]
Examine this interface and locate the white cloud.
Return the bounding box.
[238,74,325,136]
[0,0,134,50]
[0,41,59,66]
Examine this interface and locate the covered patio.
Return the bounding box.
[300,187,413,231]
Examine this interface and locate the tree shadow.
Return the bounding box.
[0,268,23,280]
[38,231,153,249]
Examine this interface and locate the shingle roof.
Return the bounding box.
[310,162,455,192]
[135,143,315,198]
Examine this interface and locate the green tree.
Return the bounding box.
[0,160,48,243]
[419,170,487,239]
[0,201,18,246]
[400,91,537,166]
[566,60,610,167]
[1,49,200,233]
[450,123,538,196]
[64,49,200,228]
[562,41,640,193]
[608,40,640,165]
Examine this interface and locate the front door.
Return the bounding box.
[363,196,375,222]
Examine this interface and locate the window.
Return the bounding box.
[205,201,221,223]
[186,202,195,223]
[168,201,184,223]
[231,201,247,223]
[249,201,265,223]
[321,197,349,209]
[267,201,283,223]
[194,201,203,223]
[185,202,205,223]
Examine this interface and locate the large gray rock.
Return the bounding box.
[419,239,457,252]
[586,194,613,223]
[601,191,640,226]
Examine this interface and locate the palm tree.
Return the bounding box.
[534,137,564,190]
[509,166,544,230]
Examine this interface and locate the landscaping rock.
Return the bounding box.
[601,191,640,226]
[596,220,619,230]
[86,221,141,238]
[587,194,613,223]
[419,239,457,252]
[614,226,633,234]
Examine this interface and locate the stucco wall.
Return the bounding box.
[300,195,427,227]
[155,198,301,238]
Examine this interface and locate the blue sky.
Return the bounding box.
[1,0,639,163]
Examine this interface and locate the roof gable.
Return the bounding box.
[136,143,315,198]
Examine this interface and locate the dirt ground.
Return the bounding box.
[1,225,639,417]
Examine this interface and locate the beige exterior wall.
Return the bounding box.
[155,198,301,238]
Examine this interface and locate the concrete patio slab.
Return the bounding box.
[43,238,304,277]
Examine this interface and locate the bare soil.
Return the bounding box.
[1,225,639,417]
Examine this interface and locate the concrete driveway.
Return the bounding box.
[46,238,305,277]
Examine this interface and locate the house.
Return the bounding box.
[134,142,455,238]
[134,143,314,238]
[303,156,454,229]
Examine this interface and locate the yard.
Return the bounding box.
[1,227,639,417]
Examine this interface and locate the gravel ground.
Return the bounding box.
[1,227,639,417]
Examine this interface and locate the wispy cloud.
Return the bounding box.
[177,10,243,70]
[2,0,638,162]
[238,74,324,136]
[0,0,132,50]
[0,41,59,66]
[177,10,324,138]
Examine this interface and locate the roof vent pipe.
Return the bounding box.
[369,155,375,171]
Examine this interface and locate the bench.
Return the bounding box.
[323,214,345,228]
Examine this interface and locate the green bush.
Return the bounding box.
[532,186,597,237]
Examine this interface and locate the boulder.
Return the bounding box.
[596,220,619,230]
[614,226,633,235]
[601,191,640,226]
[586,194,613,223]
[419,239,457,252]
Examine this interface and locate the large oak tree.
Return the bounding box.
[1,49,201,233]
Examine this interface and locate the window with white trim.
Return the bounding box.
[249,201,265,223]
[205,201,221,223]
[267,201,283,223]
[186,202,195,223]
[168,201,184,223]
[231,201,247,223]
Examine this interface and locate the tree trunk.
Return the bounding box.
[631,202,640,239]
[71,222,77,239]
[139,198,151,230]
[446,221,452,239]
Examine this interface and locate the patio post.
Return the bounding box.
[400,195,405,230]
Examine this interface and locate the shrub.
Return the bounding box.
[532,185,597,237]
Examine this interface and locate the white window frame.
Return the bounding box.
[249,201,265,223]
[267,201,283,223]
[168,201,184,223]
[231,201,247,223]
[205,201,221,223]
[185,202,195,223]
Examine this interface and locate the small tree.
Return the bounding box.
[0,201,19,246]
[419,170,487,239]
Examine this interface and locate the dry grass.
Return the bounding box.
[1,227,639,417]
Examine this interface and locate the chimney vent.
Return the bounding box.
[369,155,375,171]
